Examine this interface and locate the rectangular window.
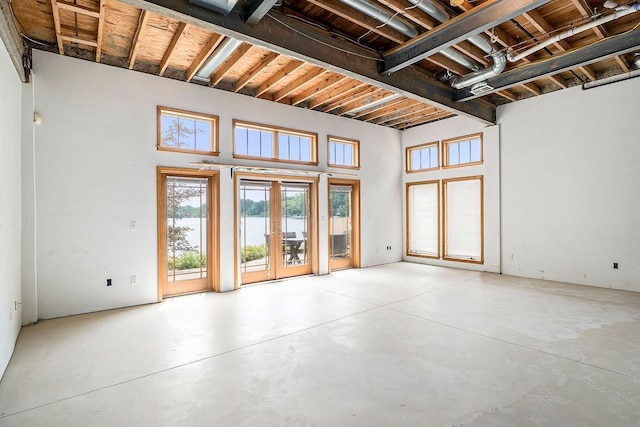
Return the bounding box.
[444,176,483,263]
[233,120,318,165]
[328,136,360,169]
[406,181,439,258]
[157,107,218,155]
[406,142,438,172]
[443,134,482,168]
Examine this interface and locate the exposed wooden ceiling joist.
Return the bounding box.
[116,0,495,123]
[254,59,305,96]
[234,50,279,92]
[128,9,150,69]
[186,33,226,81]
[209,41,251,85]
[291,73,347,106]
[159,21,187,75]
[272,67,326,102]
[310,81,369,110]
[95,0,106,62]
[381,0,550,74]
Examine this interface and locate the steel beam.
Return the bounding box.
[381,0,549,75]
[116,0,496,123]
[455,30,640,102]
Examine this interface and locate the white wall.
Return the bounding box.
[28,50,402,319]
[499,80,640,291]
[401,116,501,273]
[0,39,23,378]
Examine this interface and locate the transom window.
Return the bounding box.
[443,134,482,167]
[407,142,438,172]
[328,136,360,169]
[234,120,318,165]
[157,107,218,155]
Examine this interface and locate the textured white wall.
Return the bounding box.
[498,81,640,290]
[0,39,23,378]
[401,116,501,273]
[28,50,402,319]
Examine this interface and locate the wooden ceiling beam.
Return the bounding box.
[382,0,550,74]
[187,33,227,82]
[254,59,305,97]
[56,0,100,18]
[312,82,370,110]
[496,89,517,102]
[521,83,540,96]
[50,0,65,54]
[290,73,348,106]
[547,74,567,89]
[234,51,279,92]
[116,0,496,123]
[381,106,440,126]
[323,87,379,113]
[375,105,437,125]
[271,68,326,102]
[159,22,187,76]
[95,0,106,62]
[355,98,415,121]
[397,111,454,129]
[208,42,252,85]
[60,34,98,47]
[337,89,394,115]
[306,0,409,44]
[128,10,150,69]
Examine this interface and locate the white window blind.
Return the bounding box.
[445,178,482,261]
[408,182,438,256]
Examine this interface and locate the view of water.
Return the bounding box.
[240,216,307,247]
[173,216,308,249]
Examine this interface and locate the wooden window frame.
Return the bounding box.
[233,120,318,166]
[442,176,484,264]
[157,106,219,156]
[328,136,360,169]
[405,180,440,259]
[406,141,439,173]
[442,133,483,169]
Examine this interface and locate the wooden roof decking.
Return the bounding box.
[8,0,640,129]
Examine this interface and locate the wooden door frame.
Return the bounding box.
[328,178,361,273]
[157,167,220,301]
[234,173,319,289]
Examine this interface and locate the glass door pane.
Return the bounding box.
[329,184,353,269]
[167,177,208,283]
[240,181,273,283]
[281,183,310,269]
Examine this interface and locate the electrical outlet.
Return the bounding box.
[130,275,137,285]
[107,278,112,286]
[613,262,619,270]
[129,221,137,231]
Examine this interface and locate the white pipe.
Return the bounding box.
[450,51,506,89]
[508,4,640,62]
[582,68,640,89]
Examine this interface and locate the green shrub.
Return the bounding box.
[168,251,206,271]
[241,245,267,263]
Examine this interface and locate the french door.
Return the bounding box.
[328,179,360,271]
[157,167,219,299]
[239,179,314,284]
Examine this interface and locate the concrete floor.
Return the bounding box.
[1,262,640,426]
